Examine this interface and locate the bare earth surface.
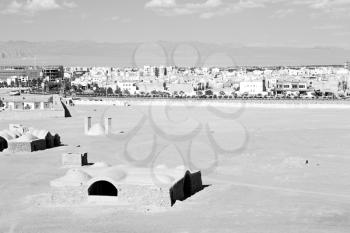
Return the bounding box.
[1,104,350,233]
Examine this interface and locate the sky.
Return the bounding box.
[0,0,350,48]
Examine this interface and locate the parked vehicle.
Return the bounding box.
[301,92,316,99]
[9,90,20,96]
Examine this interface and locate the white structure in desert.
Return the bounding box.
[84,116,112,136]
[50,164,203,207]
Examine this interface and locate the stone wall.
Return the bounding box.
[50,171,202,207]
[51,186,87,205]
[7,139,46,153]
[116,184,171,207]
[62,153,88,167]
[169,171,203,205]
[51,182,171,207]
[190,171,203,194]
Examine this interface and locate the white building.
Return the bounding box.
[117,81,137,94]
[240,81,265,95]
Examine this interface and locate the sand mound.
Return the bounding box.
[91,161,111,168]
[155,164,168,169]
[280,157,306,168]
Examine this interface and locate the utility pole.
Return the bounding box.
[105,69,109,98]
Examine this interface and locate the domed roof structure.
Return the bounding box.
[0,131,14,141]
[14,133,39,142]
[30,129,42,138]
[3,130,19,139]
[87,123,105,136]
[50,169,92,187]
[36,129,51,139]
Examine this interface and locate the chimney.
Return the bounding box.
[84,116,92,134]
[104,117,112,135]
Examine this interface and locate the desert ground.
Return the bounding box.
[1,103,350,233]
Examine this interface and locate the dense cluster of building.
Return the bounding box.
[0,65,64,88]
[1,63,350,98]
[68,63,350,98]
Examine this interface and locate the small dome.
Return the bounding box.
[11,130,22,138]
[153,174,174,184]
[155,164,168,169]
[36,129,50,139]
[87,123,105,136]
[65,169,92,182]
[50,169,92,187]
[4,130,18,139]
[15,133,39,142]
[175,165,186,171]
[30,129,41,137]
[0,131,13,141]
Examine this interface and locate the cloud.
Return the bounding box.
[62,1,77,8]
[270,8,294,18]
[145,0,350,18]
[1,0,77,15]
[313,24,344,30]
[292,0,350,16]
[145,0,265,18]
[145,0,176,8]
[304,0,350,9]
[110,16,131,23]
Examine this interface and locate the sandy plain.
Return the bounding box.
[1,103,350,233]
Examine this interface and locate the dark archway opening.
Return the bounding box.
[88,181,118,196]
[183,173,192,199]
[0,139,8,152]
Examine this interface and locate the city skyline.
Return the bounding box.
[0,0,350,48]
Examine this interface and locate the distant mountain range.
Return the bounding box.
[0,41,349,67]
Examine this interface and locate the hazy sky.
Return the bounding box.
[0,0,350,47]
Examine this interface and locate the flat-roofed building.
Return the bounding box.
[275,80,308,94]
[240,80,266,95]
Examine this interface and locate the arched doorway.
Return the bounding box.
[88,180,118,196]
[183,173,192,199]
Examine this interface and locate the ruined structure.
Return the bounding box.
[62,152,89,167]
[50,164,203,207]
[0,124,61,153]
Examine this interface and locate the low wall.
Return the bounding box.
[51,183,171,207]
[74,98,350,109]
[170,171,203,205]
[116,184,171,207]
[7,139,46,153]
[0,110,64,121]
